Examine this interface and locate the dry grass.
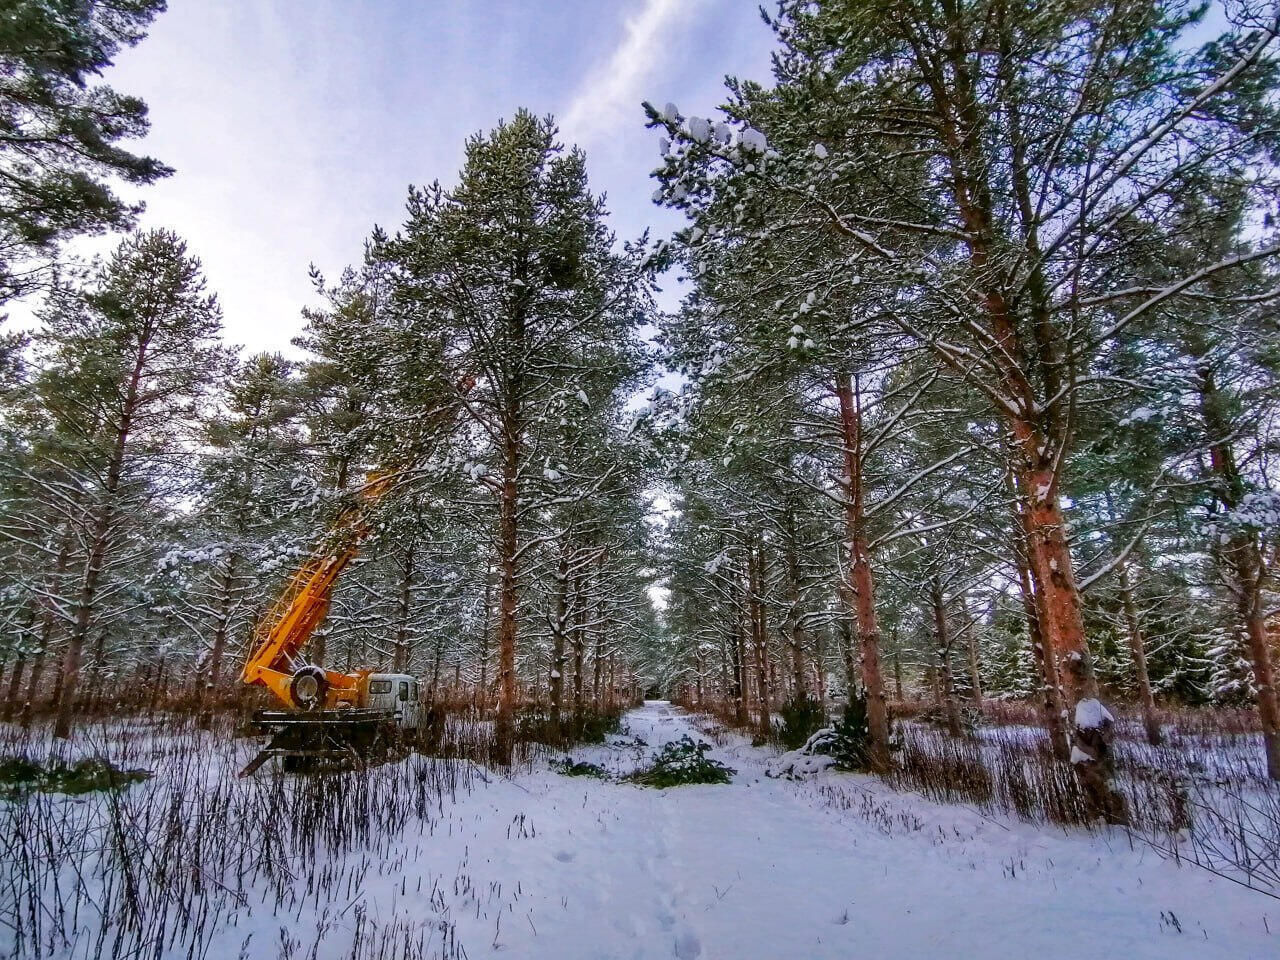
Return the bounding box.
[0,714,478,959]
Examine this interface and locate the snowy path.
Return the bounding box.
[427,701,1275,959]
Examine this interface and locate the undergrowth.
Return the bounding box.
[628,736,735,787]
[0,754,150,796]
[778,695,826,750]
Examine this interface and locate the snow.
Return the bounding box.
[1119,406,1160,427]
[813,142,829,159]
[1074,697,1115,730]
[739,127,768,154]
[6,704,1276,960]
[1070,744,1093,764]
[767,727,840,779]
[687,116,711,143]
[662,101,679,122]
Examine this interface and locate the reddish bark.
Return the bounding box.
[835,374,890,768]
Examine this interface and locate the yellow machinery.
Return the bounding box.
[240,470,397,711]
[237,472,427,776]
[237,379,472,776]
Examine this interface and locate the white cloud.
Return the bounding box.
[559,0,698,146]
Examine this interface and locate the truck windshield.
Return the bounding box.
[367,680,392,695]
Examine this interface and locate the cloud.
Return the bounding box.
[558,0,698,146]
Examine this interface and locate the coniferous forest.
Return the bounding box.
[3,3,1280,959]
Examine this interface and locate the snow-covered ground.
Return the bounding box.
[2,701,1276,959]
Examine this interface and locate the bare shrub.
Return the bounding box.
[0,716,478,959]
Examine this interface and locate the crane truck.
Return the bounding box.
[237,383,471,777]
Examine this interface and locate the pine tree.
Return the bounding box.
[382,111,653,761]
[0,0,172,302]
[30,230,227,738]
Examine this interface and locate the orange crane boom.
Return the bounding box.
[239,375,474,713]
[239,471,396,709]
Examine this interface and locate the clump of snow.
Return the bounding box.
[1118,406,1160,427]
[1074,698,1114,731]
[739,127,768,154]
[1069,745,1093,765]
[813,143,829,159]
[767,727,840,780]
[662,101,679,122]
[687,116,711,143]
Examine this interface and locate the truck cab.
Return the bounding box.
[362,673,421,731]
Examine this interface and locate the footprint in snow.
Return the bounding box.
[674,930,702,958]
[553,850,576,862]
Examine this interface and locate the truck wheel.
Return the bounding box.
[289,665,328,711]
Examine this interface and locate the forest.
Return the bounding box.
[2,2,1280,959]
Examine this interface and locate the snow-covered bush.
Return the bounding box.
[767,727,840,780]
[768,693,876,779]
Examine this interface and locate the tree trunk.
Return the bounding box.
[1117,560,1161,746]
[837,575,859,697]
[549,551,568,740]
[494,426,521,763]
[478,561,492,712]
[733,583,749,726]
[55,335,149,740]
[2,607,35,722]
[931,576,962,738]
[813,628,827,704]
[591,595,605,710]
[960,594,983,706]
[3,650,26,723]
[1199,365,1280,779]
[199,558,238,728]
[835,374,889,768]
[1009,468,1069,758]
[571,575,586,721]
[393,543,415,673]
[749,540,771,737]
[784,511,807,699]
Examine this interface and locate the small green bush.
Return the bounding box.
[629,736,735,787]
[830,692,872,771]
[0,755,151,796]
[778,694,827,750]
[555,757,610,779]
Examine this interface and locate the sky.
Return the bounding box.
[82,0,778,355]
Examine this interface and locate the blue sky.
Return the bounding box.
[98,0,777,353]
